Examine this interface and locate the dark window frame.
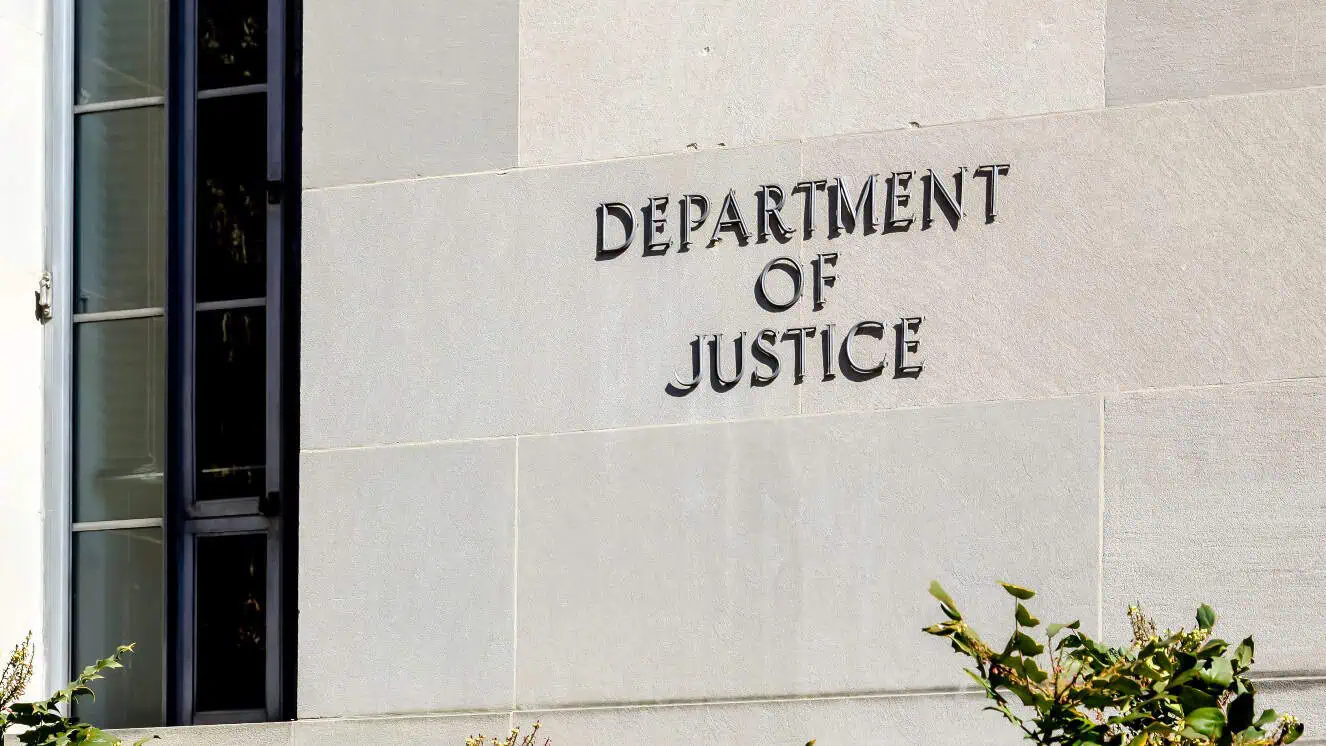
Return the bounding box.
[162,0,300,726]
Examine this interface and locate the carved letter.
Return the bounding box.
[644,196,672,255]
[975,164,1011,223]
[670,334,706,391]
[596,202,635,258]
[894,317,923,379]
[755,256,802,312]
[811,252,837,311]
[829,175,878,236]
[709,189,752,246]
[679,194,709,251]
[782,326,817,383]
[757,184,795,243]
[751,329,781,386]
[711,332,745,389]
[886,172,914,231]
[924,167,966,230]
[844,321,887,377]
[820,323,837,381]
[793,180,827,238]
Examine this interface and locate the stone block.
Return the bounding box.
[298,440,517,716]
[301,144,803,449]
[303,0,517,187]
[1107,0,1326,105]
[515,397,1100,706]
[799,86,1326,417]
[292,714,511,746]
[109,723,291,746]
[1103,380,1326,676]
[525,692,1024,746]
[518,0,1105,165]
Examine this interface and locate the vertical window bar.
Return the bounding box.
[263,0,286,720]
[167,0,199,725]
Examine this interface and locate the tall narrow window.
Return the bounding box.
[171,0,290,723]
[68,0,294,727]
[71,0,169,728]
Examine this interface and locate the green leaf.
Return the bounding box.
[1000,582,1036,600]
[1105,676,1143,696]
[1015,604,1040,628]
[1284,720,1304,743]
[1187,707,1225,738]
[928,581,962,621]
[1196,604,1217,631]
[1046,623,1064,637]
[1199,657,1233,688]
[1254,709,1278,727]
[1012,631,1044,656]
[1234,637,1254,669]
[1177,686,1219,714]
[1196,639,1228,659]
[1227,693,1255,732]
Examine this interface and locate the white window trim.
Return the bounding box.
[42,0,75,700]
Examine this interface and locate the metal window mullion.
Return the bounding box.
[263,0,286,721]
[71,307,166,323]
[168,0,200,726]
[195,297,265,313]
[197,83,267,100]
[72,517,166,532]
[73,96,166,115]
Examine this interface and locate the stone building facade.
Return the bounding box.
[1,0,1323,743]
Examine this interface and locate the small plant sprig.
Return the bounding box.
[1,633,36,712]
[467,721,549,746]
[0,638,156,746]
[923,582,1304,746]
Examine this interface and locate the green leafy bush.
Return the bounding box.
[0,635,154,745]
[924,582,1303,745]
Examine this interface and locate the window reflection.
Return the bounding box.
[196,308,266,500]
[75,107,167,314]
[196,94,267,303]
[195,534,267,712]
[199,0,267,90]
[73,528,165,728]
[75,0,167,104]
[75,317,166,522]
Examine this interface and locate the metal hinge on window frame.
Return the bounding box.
[34,271,52,323]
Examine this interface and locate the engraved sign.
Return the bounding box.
[595,164,1011,393]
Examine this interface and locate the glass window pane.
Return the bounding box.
[196,308,266,500]
[195,533,267,712]
[75,0,167,104]
[197,94,267,303]
[199,0,267,90]
[73,528,165,729]
[75,107,167,314]
[75,317,166,523]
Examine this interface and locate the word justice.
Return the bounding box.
[669,317,923,393]
[596,164,1010,256]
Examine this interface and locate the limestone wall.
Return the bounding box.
[288,1,1326,742]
